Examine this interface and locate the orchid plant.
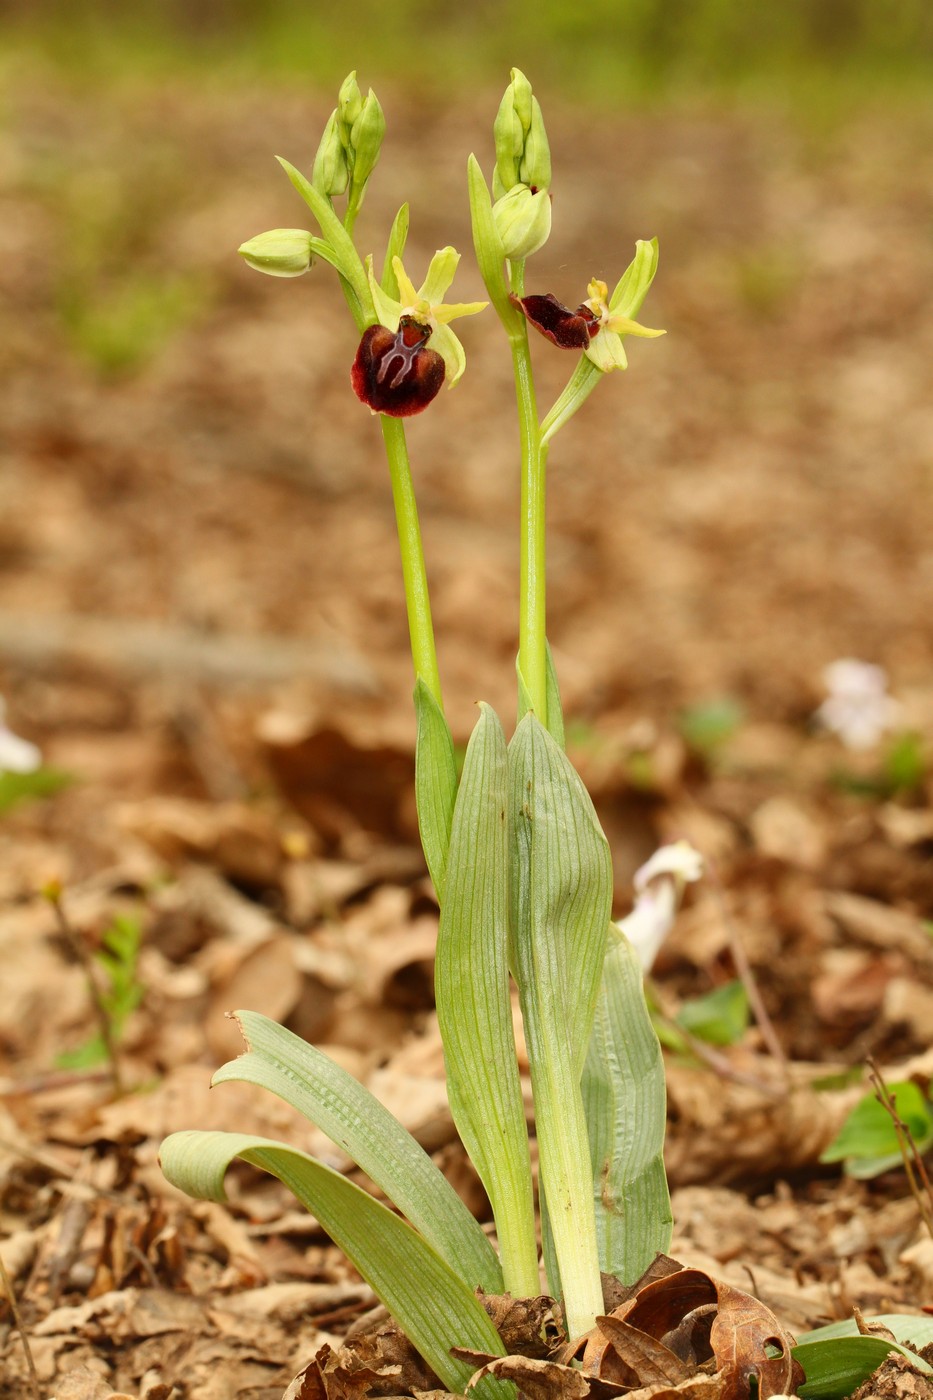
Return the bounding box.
[161,69,690,1389]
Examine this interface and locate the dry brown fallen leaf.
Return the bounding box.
[570,1261,802,1400]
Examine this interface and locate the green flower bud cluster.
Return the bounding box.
[492,67,551,199]
[312,70,386,218]
[488,68,552,261]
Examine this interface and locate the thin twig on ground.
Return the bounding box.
[705,858,790,1077]
[45,884,124,1096]
[867,1057,933,1240]
[0,1248,41,1400]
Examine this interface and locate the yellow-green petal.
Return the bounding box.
[392,255,420,307]
[432,300,488,324]
[605,314,665,339]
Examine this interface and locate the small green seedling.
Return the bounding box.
[821,1079,933,1179]
[162,67,679,1385]
[56,913,144,1079]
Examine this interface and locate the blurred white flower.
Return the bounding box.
[816,658,901,750]
[0,700,41,775]
[618,839,703,972]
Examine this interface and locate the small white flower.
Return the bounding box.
[634,839,705,893]
[618,839,703,972]
[0,699,41,775]
[816,658,901,750]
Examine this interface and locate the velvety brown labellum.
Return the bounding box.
[511,292,600,349]
[351,316,445,417]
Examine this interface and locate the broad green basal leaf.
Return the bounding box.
[583,922,672,1284]
[213,1010,501,1292]
[160,1130,509,1399]
[435,704,537,1297]
[508,712,612,1340]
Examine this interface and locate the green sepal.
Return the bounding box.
[435,705,538,1297]
[160,1130,510,1399]
[610,237,660,318]
[583,923,672,1285]
[507,713,612,1340]
[414,678,458,902]
[211,1010,500,1292]
[516,642,565,749]
[382,204,410,298]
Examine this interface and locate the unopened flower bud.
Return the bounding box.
[509,67,534,132]
[238,228,315,278]
[493,183,552,259]
[518,96,551,191]
[349,89,386,193]
[493,68,551,200]
[312,110,349,197]
[337,71,364,149]
[493,88,522,199]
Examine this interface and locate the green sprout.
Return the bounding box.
[51,899,144,1093]
[162,68,674,1373]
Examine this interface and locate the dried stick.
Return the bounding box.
[0,1248,40,1400]
[705,858,789,1076]
[867,1058,933,1240]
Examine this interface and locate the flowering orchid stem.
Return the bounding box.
[509,262,548,725]
[380,416,444,711]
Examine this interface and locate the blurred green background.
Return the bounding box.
[4,0,932,101]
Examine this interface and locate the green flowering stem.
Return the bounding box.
[381,416,444,710]
[509,259,548,725]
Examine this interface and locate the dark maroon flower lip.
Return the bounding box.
[351,316,445,417]
[510,292,600,349]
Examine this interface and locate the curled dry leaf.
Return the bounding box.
[465,1354,593,1400]
[575,1263,802,1400]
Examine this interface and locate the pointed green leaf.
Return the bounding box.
[792,1335,930,1400]
[435,705,538,1297]
[820,1081,933,1177]
[583,924,672,1285]
[213,1011,501,1292]
[516,642,565,748]
[160,1130,509,1399]
[799,1316,933,1350]
[540,357,602,446]
[544,642,565,750]
[276,156,373,322]
[414,677,459,901]
[467,155,518,331]
[508,713,613,1339]
[382,203,410,298]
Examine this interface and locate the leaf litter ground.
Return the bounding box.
[1,75,933,1399]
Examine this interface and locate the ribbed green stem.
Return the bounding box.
[509,266,547,725]
[381,417,443,710]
